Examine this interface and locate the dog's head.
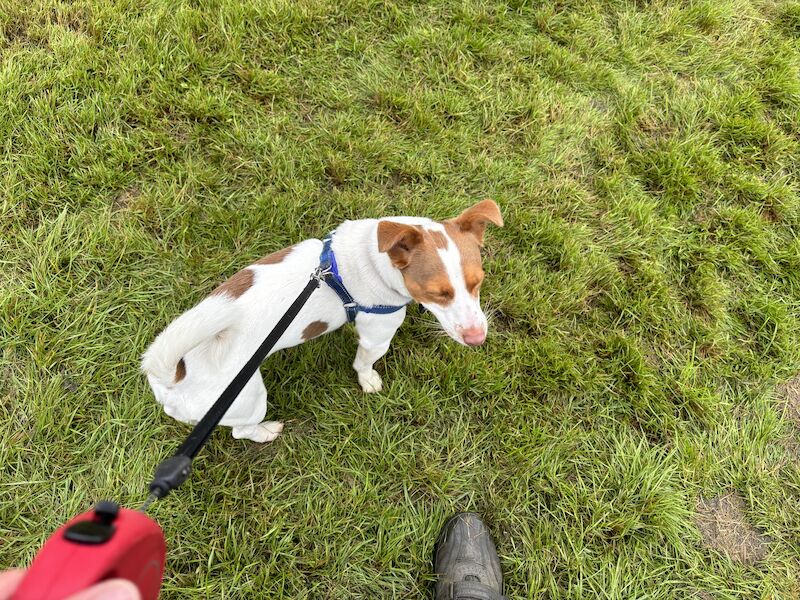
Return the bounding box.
[377,200,503,346]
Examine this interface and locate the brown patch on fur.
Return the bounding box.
[695,494,770,565]
[302,320,328,340]
[443,221,485,297]
[438,200,503,296]
[256,246,293,265]
[211,268,254,299]
[378,222,454,306]
[429,230,449,249]
[377,222,424,269]
[452,199,503,246]
[406,270,455,305]
[175,358,186,383]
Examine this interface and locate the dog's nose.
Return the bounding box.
[461,327,486,346]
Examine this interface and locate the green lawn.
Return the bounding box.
[2,0,800,597]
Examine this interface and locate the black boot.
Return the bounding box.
[434,513,506,600]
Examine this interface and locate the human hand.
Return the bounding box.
[0,569,141,600]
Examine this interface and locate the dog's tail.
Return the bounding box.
[141,295,239,385]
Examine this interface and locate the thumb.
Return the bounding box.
[0,570,27,600]
[65,579,142,600]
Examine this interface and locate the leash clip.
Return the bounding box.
[311,266,331,284]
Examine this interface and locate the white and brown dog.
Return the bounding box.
[141,200,503,442]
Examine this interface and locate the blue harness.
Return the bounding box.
[319,234,408,322]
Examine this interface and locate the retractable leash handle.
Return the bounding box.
[11,502,166,600]
[12,272,324,600]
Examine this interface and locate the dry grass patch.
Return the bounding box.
[695,494,770,565]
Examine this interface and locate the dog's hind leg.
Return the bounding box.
[228,372,284,443]
[231,421,284,443]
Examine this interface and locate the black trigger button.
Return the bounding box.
[63,520,116,544]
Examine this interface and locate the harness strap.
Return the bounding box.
[320,234,408,322]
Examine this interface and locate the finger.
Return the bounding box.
[65,579,141,600]
[0,570,27,600]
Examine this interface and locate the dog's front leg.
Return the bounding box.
[352,309,406,393]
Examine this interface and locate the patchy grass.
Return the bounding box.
[696,494,771,565]
[1,0,800,598]
[777,375,800,426]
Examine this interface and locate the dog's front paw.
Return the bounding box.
[358,369,383,393]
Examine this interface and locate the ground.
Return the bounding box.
[1,0,800,598]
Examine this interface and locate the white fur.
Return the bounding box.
[141,217,489,442]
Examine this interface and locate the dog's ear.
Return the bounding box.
[451,199,503,245]
[377,221,424,269]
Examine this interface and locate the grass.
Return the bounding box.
[1,0,800,597]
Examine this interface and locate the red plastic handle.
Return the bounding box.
[11,506,165,600]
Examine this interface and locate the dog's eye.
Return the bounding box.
[434,289,454,302]
[466,272,484,293]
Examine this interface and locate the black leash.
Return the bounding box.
[143,268,326,509]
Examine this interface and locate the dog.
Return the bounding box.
[141,200,503,442]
